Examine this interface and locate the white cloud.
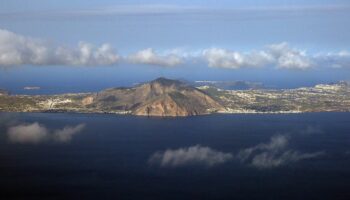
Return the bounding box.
[128,48,183,67]
[268,42,313,70]
[53,124,86,142]
[149,145,233,167]
[1,28,349,70]
[202,43,313,70]
[203,48,273,69]
[7,122,85,144]
[155,44,349,70]
[237,135,324,168]
[55,42,119,66]
[7,122,48,144]
[0,29,119,66]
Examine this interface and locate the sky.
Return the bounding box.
[0,0,350,93]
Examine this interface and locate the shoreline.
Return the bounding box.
[1,110,350,118]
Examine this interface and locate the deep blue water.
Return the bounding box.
[0,112,350,200]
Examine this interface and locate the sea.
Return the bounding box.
[0,112,350,200]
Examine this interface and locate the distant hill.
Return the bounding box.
[88,77,225,116]
[194,80,265,90]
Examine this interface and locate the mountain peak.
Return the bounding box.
[150,77,183,86]
[92,77,224,116]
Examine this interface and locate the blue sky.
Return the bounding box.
[0,0,350,93]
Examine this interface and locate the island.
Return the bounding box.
[0,78,350,117]
[23,86,41,90]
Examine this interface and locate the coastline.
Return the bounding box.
[2,109,350,118]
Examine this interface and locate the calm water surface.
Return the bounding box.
[0,112,349,200]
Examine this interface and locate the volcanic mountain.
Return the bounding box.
[87,77,225,117]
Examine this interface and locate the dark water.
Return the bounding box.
[0,112,350,200]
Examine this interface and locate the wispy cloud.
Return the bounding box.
[69,4,202,16]
[148,127,328,169]
[2,4,349,18]
[300,125,324,135]
[149,145,233,167]
[7,122,85,144]
[315,51,350,69]
[53,124,86,142]
[237,135,324,169]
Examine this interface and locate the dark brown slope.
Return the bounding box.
[85,77,225,116]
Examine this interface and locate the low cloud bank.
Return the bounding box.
[0,29,119,66]
[203,43,313,70]
[127,48,183,67]
[7,122,85,144]
[149,145,233,167]
[1,28,349,69]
